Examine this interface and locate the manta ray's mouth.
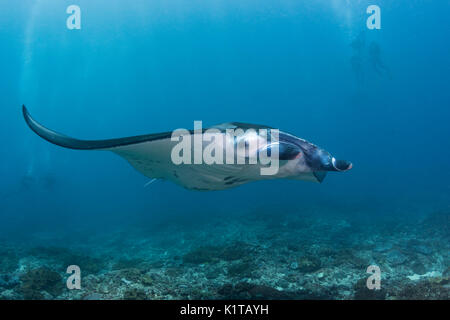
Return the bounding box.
[331,157,353,172]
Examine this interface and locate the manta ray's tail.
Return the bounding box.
[22,105,171,150]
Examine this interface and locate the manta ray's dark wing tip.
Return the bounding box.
[22,104,34,134]
[22,104,44,140]
[22,105,101,150]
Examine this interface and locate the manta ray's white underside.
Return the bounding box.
[108,133,318,191]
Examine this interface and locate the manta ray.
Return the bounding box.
[22,105,352,191]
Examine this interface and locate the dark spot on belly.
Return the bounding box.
[225,178,247,185]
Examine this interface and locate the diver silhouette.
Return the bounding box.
[350,32,392,86]
[350,31,367,86]
[368,41,391,79]
[350,31,366,56]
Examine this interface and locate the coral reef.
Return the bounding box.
[0,210,448,300]
[392,278,449,300]
[296,255,322,273]
[19,267,63,299]
[123,288,147,300]
[353,278,386,300]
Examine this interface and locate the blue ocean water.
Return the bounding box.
[0,1,449,300]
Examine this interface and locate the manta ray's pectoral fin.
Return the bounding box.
[22,105,173,150]
[22,105,176,181]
